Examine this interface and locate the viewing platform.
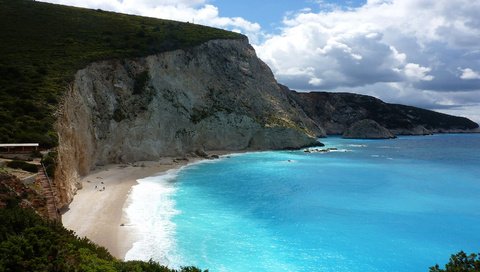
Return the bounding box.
[0,143,39,154]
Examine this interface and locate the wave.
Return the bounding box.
[347,144,367,147]
[124,168,183,267]
[124,155,236,267]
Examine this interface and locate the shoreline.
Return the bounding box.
[61,151,238,260]
[62,158,200,259]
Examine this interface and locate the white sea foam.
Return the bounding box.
[348,144,367,147]
[329,149,351,153]
[303,148,351,153]
[124,168,184,267]
[378,146,401,149]
[124,156,232,267]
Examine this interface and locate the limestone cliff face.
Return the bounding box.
[54,39,323,207]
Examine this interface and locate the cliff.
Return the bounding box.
[289,91,479,136]
[343,119,396,139]
[0,0,243,148]
[54,39,323,207]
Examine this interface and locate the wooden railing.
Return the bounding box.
[40,163,60,221]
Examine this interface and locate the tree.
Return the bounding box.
[430,251,480,272]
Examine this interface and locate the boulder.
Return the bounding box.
[195,149,209,158]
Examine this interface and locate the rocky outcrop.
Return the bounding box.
[54,39,323,207]
[0,174,49,219]
[289,90,479,135]
[343,119,396,139]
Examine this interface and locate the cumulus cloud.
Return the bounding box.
[404,63,434,82]
[459,68,480,80]
[256,0,480,93]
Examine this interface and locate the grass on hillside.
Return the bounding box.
[0,0,244,147]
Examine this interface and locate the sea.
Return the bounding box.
[124,134,480,272]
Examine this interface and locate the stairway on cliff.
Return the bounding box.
[35,166,61,221]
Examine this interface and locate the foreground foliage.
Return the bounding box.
[430,251,480,272]
[0,174,206,272]
[5,160,38,173]
[0,207,206,272]
[0,0,243,147]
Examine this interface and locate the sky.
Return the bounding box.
[39,0,480,123]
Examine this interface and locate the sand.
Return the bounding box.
[61,151,238,259]
[61,158,197,259]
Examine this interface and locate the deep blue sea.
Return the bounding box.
[125,134,480,272]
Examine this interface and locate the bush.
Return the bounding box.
[45,165,55,179]
[30,150,43,158]
[6,160,38,173]
[430,251,480,272]
[41,152,57,178]
[113,108,126,122]
[0,205,207,272]
[133,70,150,94]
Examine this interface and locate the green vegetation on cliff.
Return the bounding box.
[0,0,244,147]
[0,174,205,271]
[0,207,206,272]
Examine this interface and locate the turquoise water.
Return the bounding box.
[125,134,480,271]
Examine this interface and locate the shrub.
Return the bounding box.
[41,152,57,178]
[0,205,207,272]
[6,160,38,173]
[30,150,43,159]
[136,29,146,38]
[113,108,126,122]
[133,70,150,94]
[430,251,480,272]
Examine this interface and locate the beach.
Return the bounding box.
[61,158,198,259]
[61,151,238,259]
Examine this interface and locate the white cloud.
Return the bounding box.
[459,68,480,80]
[256,0,480,93]
[404,63,434,81]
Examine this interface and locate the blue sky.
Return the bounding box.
[40,0,480,123]
[211,0,366,33]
